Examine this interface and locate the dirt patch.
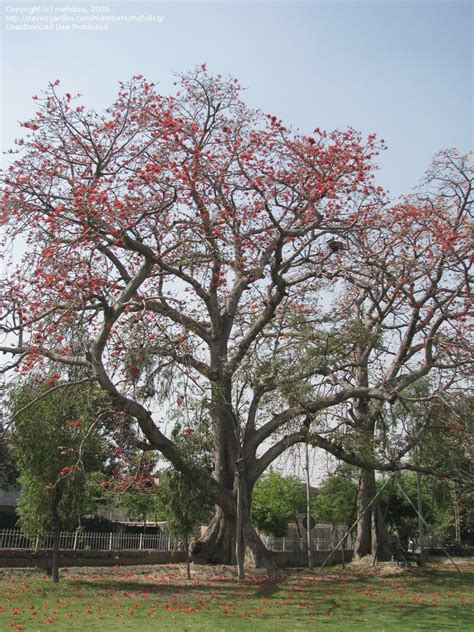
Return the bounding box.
[347,555,474,576]
[429,556,474,571]
[0,566,44,579]
[347,556,416,576]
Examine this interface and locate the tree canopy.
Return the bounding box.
[251,471,306,538]
[10,380,106,537]
[314,474,358,529]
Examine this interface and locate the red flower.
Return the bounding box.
[68,418,81,427]
[59,465,77,477]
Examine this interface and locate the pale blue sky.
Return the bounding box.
[1,0,473,196]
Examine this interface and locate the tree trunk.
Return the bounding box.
[242,518,277,570]
[191,505,277,571]
[191,508,236,564]
[189,371,276,571]
[354,468,375,558]
[51,525,60,583]
[184,533,191,580]
[50,488,62,583]
[416,470,425,567]
[373,503,390,562]
[354,467,390,560]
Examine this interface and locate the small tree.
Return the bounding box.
[11,380,105,582]
[157,468,213,579]
[155,418,213,579]
[251,472,306,538]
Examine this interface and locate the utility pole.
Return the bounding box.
[235,458,245,579]
[452,484,461,546]
[416,469,425,568]
[233,408,245,580]
[414,428,426,568]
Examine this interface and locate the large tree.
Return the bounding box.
[0,68,385,568]
[1,69,471,568]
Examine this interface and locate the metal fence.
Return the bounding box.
[0,529,183,551]
[261,536,353,552]
[0,528,353,554]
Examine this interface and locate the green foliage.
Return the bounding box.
[278,376,312,406]
[154,413,213,540]
[10,380,106,537]
[377,472,474,546]
[343,320,383,350]
[303,320,382,369]
[156,469,213,540]
[313,474,358,528]
[418,395,473,478]
[317,464,474,548]
[455,486,474,544]
[251,472,306,537]
[119,486,164,523]
[375,473,431,545]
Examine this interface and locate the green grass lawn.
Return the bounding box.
[0,561,473,631]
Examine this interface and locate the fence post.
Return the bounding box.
[109,533,113,551]
[283,538,286,552]
[35,535,39,550]
[139,534,143,551]
[167,535,172,550]
[73,533,78,551]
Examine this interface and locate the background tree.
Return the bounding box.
[118,484,161,527]
[0,424,18,489]
[0,425,19,528]
[313,472,358,532]
[10,380,106,582]
[401,393,474,547]
[251,471,306,538]
[375,473,470,550]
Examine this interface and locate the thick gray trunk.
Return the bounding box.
[191,508,235,564]
[373,502,391,562]
[191,506,277,571]
[354,467,390,560]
